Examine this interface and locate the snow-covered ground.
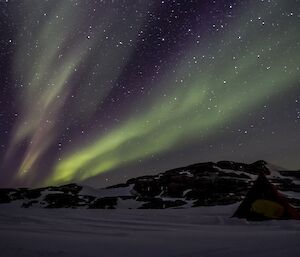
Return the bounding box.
[0,204,300,257]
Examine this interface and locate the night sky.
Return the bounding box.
[0,0,299,188]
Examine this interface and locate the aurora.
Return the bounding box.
[0,0,299,187]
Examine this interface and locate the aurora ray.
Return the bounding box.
[2,0,148,185]
[0,0,299,187]
[46,1,300,185]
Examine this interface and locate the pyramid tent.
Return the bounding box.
[233,172,300,220]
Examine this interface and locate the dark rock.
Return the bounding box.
[212,178,250,193]
[217,161,246,171]
[0,188,16,203]
[185,189,213,200]
[188,162,219,175]
[88,197,118,209]
[106,183,129,189]
[162,182,189,198]
[288,198,300,208]
[44,193,85,208]
[119,196,135,200]
[133,179,162,197]
[216,160,270,175]
[9,188,28,200]
[247,160,270,175]
[218,171,251,179]
[23,189,43,199]
[279,171,300,179]
[22,200,39,208]
[46,183,82,195]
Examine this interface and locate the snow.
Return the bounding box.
[116,198,141,209]
[214,166,257,180]
[0,204,300,257]
[179,170,194,177]
[79,184,104,197]
[266,164,286,177]
[281,190,300,199]
[83,184,134,198]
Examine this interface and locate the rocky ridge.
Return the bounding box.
[1,160,299,209]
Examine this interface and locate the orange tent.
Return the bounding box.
[233,173,300,220]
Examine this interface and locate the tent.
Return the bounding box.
[233,172,300,220]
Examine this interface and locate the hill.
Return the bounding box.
[1,160,300,209]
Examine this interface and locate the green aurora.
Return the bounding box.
[46,1,299,185]
[1,0,299,187]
